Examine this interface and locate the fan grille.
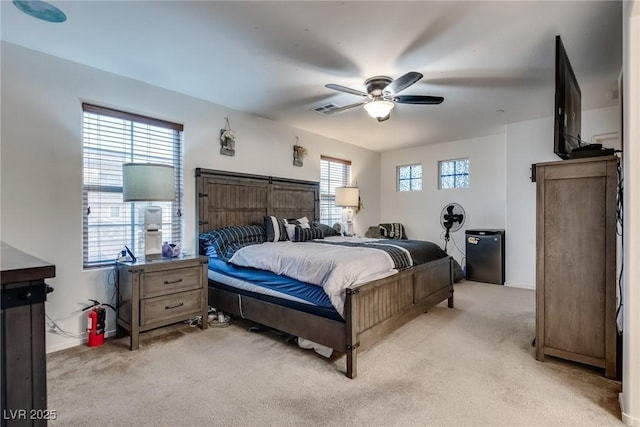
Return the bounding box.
[441,203,465,232]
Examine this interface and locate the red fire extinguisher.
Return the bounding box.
[87,306,105,347]
[84,300,115,347]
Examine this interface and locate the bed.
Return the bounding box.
[196,168,454,378]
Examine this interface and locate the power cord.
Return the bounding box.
[107,264,118,309]
[185,316,202,327]
[440,229,466,266]
[615,154,624,333]
[450,232,466,259]
[45,312,84,339]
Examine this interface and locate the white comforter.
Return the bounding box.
[228,236,406,317]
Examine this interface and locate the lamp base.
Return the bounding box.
[342,208,354,236]
[145,230,163,260]
[345,222,354,237]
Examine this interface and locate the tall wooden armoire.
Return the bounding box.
[535,155,618,379]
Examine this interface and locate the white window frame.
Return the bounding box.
[397,164,423,192]
[438,158,470,189]
[82,104,183,268]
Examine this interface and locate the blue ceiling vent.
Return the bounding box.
[13,1,67,23]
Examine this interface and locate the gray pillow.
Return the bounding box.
[313,222,341,237]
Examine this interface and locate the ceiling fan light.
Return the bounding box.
[364,100,394,119]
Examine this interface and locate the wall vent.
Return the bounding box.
[312,103,342,115]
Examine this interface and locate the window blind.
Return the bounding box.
[320,156,351,226]
[82,103,183,268]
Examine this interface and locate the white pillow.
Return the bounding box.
[285,223,296,241]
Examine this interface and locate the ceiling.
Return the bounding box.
[0,1,622,152]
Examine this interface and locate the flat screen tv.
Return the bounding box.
[554,35,582,159]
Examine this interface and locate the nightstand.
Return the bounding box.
[116,255,209,350]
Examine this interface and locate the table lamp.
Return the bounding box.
[122,163,175,259]
[335,186,359,236]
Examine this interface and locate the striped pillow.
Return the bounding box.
[284,217,310,241]
[293,225,324,242]
[379,223,407,239]
[199,225,265,261]
[264,216,288,241]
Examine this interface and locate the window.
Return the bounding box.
[320,156,351,225]
[82,104,183,268]
[439,158,469,189]
[398,164,422,192]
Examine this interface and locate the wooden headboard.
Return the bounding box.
[195,168,319,235]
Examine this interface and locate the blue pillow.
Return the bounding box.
[199,225,265,261]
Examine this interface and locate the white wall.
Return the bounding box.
[0,42,381,352]
[380,134,507,267]
[621,0,640,424]
[380,105,619,288]
[504,116,556,289]
[504,106,620,289]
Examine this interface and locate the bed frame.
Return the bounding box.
[196,168,454,378]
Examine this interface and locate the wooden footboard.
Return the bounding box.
[344,256,453,378]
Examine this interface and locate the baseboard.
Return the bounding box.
[46,336,85,353]
[504,282,535,290]
[46,328,117,354]
[620,393,640,425]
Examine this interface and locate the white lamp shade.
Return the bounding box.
[335,187,359,207]
[122,163,175,202]
[363,100,395,119]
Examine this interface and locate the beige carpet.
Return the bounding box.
[47,282,623,426]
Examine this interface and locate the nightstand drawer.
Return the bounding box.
[140,289,204,327]
[142,266,201,298]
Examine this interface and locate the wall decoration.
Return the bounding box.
[293,137,307,167]
[220,117,235,156]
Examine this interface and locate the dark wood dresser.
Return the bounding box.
[1,242,55,426]
[535,156,618,378]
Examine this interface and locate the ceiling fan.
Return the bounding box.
[325,71,444,122]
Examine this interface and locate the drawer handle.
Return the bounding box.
[164,278,183,285]
[165,302,184,310]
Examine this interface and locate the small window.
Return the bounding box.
[398,164,422,192]
[439,158,469,189]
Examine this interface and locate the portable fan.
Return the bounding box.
[440,203,466,251]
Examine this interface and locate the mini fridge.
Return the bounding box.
[465,229,505,285]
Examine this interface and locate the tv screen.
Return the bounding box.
[554,35,582,160]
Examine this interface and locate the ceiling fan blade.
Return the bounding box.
[329,102,366,114]
[393,95,444,105]
[384,72,423,95]
[325,84,368,97]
